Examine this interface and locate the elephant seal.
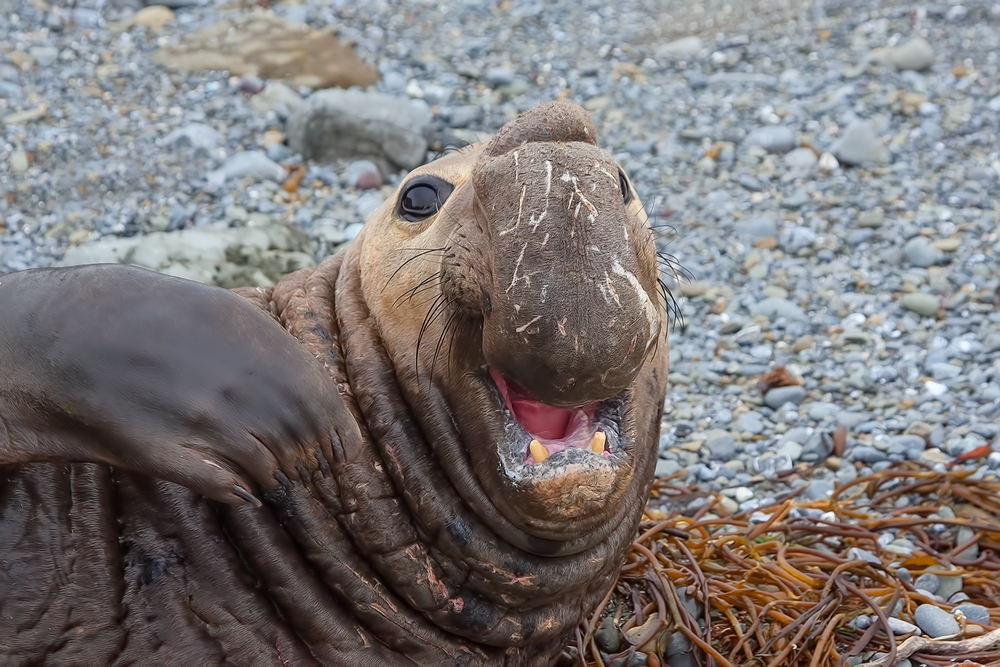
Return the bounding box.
[0,101,669,665]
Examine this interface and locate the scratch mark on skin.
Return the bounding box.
[528,161,553,233]
[506,242,529,293]
[603,272,621,306]
[498,185,528,236]
[515,315,542,333]
[513,150,519,182]
[556,317,567,336]
[560,170,597,222]
[541,232,550,247]
[611,257,658,344]
[596,162,618,184]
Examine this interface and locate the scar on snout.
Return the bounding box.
[506,242,529,293]
[498,185,528,237]
[604,273,621,306]
[556,316,567,336]
[515,315,542,334]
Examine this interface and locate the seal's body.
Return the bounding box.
[0,102,669,665]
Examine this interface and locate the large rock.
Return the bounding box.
[151,11,380,90]
[59,222,316,288]
[287,89,433,173]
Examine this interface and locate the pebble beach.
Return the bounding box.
[2,0,1000,664]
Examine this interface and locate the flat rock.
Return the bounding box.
[764,385,807,409]
[744,126,796,154]
[130,5,175,31]
[162,122,220,151]
[887,618,918,635]
[151,11,380,90]
[736,216,779,240]
[287,89,432,173]
[209,151,286,185]
[914,604,959,638]
[59,222,315,289]
[900,293,940,317]
[750,296,808,322]
[954,603,990,626]
[656,36,703,60]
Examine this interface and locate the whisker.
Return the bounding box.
[382,247,447,293]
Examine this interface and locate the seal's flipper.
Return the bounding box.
[0,264,347,505]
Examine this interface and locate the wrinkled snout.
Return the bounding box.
[474,143,661,408]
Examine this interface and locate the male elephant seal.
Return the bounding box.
[0,101,669,665]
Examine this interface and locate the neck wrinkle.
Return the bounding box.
[263,250,636,663]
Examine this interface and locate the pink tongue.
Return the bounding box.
[510,400,572,440]
[489,368,574,440]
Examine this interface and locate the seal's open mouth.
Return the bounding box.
[487,368,624,472]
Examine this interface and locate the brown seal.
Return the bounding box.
[0,101,669,665]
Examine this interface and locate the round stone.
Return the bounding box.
[914,604,960,638]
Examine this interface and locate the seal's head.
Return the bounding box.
[355,101,668,555]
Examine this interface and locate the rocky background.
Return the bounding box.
[2,0,1000,659]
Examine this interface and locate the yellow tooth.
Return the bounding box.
[590,431,607,454]
[529,439,548,464]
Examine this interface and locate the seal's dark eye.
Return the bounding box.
[396,175,455,222]
[618,169,633,205]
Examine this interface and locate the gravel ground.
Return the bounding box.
[2,0,1000,657]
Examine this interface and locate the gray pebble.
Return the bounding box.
[736,216,779,240]
[914,604,959,638]
[745,126,796,154]
[751,297,808,322]
[764,385,807,409]
[783,147,817,170]
[485,67,515,86]
[833,120,889,166]
[954,603,990,626]
[913,573,939,594]
[887,37,935,72]
[287,89,432,173]
[738,412,765,435]
[706,434,737,461]
[594,616,620,653]
[162,123,220,151]
[753,453,793,478]
[804,479,834,500]
[211,151,286,185]
[887,618,919,635]
[903,237,944,268]
[248,83,304,120]
[900,293,941,317]
[28,45,59,67]
[936,575,963,601]
[655,458,680,477]
[657,36,703,60]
